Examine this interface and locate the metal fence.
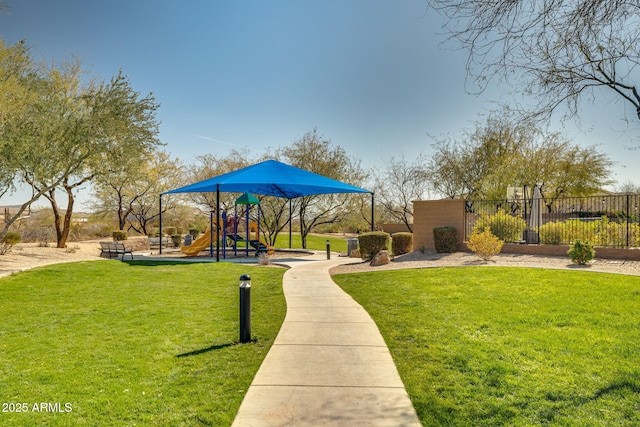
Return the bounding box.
[465,193,640,248]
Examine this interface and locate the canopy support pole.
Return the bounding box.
[289,199,292,249]
[216,185,220,262]
[371,192,375,231]
[209,210,214,258]
[245,204,250,257]
[159,195,163,254]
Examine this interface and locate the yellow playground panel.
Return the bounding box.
[180,219,262,257]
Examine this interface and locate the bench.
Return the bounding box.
[99,241,134,261]
[148,237,173,248]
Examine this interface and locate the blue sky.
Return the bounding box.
[1,0,639,206]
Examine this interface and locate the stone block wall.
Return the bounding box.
[413,198,640,260]
[413,199,465,252]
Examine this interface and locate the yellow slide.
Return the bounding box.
[181,229,215,256]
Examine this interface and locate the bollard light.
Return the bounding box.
[326,239,331,260]
[239,274,251,343]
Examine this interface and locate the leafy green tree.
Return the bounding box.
[278,128,368,248]
[24,64,160,248]
[0,41,77,239]
[427,110,614,207]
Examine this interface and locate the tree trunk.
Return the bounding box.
[44,183,77,248]
[57,186,75,248]
[43,188,64,248]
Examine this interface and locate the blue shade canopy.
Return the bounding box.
[164,159,371,198]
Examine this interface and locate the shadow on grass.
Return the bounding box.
[593,379,640,399]
[123,260,215,268]
[176,342,236,358]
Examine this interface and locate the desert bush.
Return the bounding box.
[189,228,200,239]
[112,230,128,241]
[0,232,21,255]
[629,223,640,247]
[538,221,564,245]
[568,240,595,265]
[257,252,271,265]
[563,218,599,245]
[164,226,177,236]
[20,225,55,244]
[467,227,504,261]
[433,226,457,252]
[596,217,626,247]
[358,231,390,260]
[83,223,114,239]
[474,209,526,242]
[171,234,182,248]
[391,232,413,255]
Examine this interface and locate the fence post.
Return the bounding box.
[627,194,630,248]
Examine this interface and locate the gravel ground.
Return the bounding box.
[2,241,640,278]
[329,250,640,276]
[0,241,106,278]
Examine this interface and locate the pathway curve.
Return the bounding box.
[232,254,421,426]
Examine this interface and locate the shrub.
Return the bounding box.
[112,230,128,241]
[164,226,177,236]
[474,209,526,242]
[358,231,390,260]
[467,227,504,261]
[20,225,54,244]
[563,218,599,246]
[0,232,21,255]
[433,226,457,253]
[257,252,271,265]
[629,223,640,248]
[391,232,413,255]
[171,234,182,248]
[189,228,200,239]
[568,240,595,265]
[538,221,564,245]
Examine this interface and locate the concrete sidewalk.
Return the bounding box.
[232,254,421,426]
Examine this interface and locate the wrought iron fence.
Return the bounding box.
[465,193,640,248]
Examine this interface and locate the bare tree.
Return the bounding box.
[91,150,183,234]
[430,0,640,124]
[187,152,255,212]
[375,154,431,232]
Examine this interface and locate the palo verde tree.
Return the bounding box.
[24,62,161,248]
[0,41,82,240]
[430,0,640,126]
[278,128,368,248]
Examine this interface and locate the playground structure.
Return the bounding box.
[180,193,268,258]
[160,159,373,261]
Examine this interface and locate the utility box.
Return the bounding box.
[347,238,359,256]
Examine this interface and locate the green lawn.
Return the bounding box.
[273,232,348,253]
[0,260,286,426]
[224,232,347,253]
[333,267,640,426]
